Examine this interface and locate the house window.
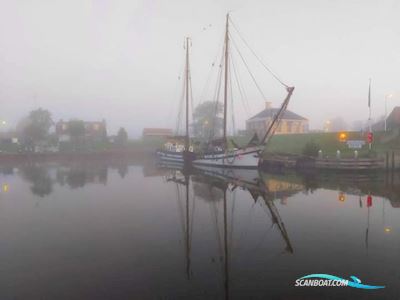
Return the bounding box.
[297,122,301,132]
[292,122,296,132]
[286,121,292,133]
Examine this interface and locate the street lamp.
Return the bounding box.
[385,94,393,132]
[0,120,6,132]
[324,120,331,132]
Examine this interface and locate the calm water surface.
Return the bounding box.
[0,160,399,299]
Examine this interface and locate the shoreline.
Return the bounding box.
[0,150,396,171]
[0,150,153,164]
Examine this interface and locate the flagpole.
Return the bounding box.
[368,78,372,150]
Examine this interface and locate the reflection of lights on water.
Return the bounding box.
[2,184,8,192]
[384,227,392,233]
[338,192,346,202]
[367,195,372,207]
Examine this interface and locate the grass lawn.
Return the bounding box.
[262,131,399,158]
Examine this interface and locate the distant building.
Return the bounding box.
[372,107,400,131]
[323,120,332,132]
[55,119,107,142]
[0,132,19,144]
[322,117,348,132]
[0,132,19,152]
[142,128,173,138]
[246,102,309,137]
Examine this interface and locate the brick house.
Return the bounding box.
[55,119,107,142]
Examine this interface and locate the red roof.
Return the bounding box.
[142,128,173,136]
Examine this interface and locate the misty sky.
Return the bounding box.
[1,0,399,137]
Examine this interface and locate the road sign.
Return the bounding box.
[346,140,365,149]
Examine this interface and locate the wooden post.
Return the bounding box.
[391,151,395,172]
[386,151,389,171]
[391,152,395,185]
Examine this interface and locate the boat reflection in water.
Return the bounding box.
[157,161,400,298]
[1,160,400,298]
[159,163,294,299]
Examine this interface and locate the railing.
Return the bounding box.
[261,154,388,170]
[315,158,384,170]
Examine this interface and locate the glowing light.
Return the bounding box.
[384,227,391,233]
[338,132,348,142]
[338,192,346,202]
[2,184,8,192]
[323,120,332,132]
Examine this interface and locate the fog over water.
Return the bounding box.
[1,0,399,137]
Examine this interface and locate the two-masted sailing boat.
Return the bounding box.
[193,14,295,169]
[156,38,196,164]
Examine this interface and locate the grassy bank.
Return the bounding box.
[3,131,396,159]
[133,131,400,159]
[262,131,400,158]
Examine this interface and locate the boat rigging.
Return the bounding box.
[193,13,295,168]
[157,37,196,164]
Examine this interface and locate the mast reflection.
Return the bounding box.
[160,163,295,299]
[164,167,194,280]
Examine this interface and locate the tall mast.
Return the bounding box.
[368,78,372,150]
[223,14,229,148]
[185,37,190,151]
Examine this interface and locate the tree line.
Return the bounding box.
[15,108,128,151]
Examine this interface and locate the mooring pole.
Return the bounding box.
[392,151,395,172]
[386,151,389,171]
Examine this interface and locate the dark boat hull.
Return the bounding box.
[156,150,196,163]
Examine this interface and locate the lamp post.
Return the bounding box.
[324,120,331,132]
[385,94,393,132]
[0,120,6,132]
